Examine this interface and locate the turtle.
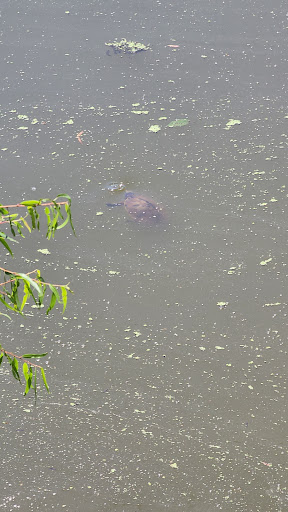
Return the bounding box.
[106,191,163,223]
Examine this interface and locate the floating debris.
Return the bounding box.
[260,257,272,266]
[217,301,229,309]
[105,182,126,193]
[167,118,189,128]
[37,248,51,255]
[105,38,150,55]
[224,119,242,130]
[148,124,161,133]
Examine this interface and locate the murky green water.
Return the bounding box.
[1,0,288,510]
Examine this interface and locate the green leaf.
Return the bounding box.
[20,291,29,311]
[11,357,21,382]
[49,284,61,302]
[56,193,72,205]
[51,210,60,229]
[16,273,42,297]
[21,353,48,358]
[65,204,76,235]
[0,231,18,243]
[0,295,18,311]
[24,379,32,396]
[20,200,41,206]
[23,363,33,395]
[35,209,40,230]
[23,362,29,380]
[0,204,9,214]
[36,275,46,305]
[45,206,61,238]
[11,280,21,310]
[0,236,13,256]
[52,202,64,218]
[14,221,24,236]
[20,216,31,232]
[0,352,3,366]
[167,118,189,128]
[46,291,57,315]
[8,218,16,237]
[5,214,18,220]
[5,353,13,364]
[41,367,50,393]
[44,206,51,227]
[61,286,68,313]
[56,214,70,231]
[34,368,37,399]
[27,207,36,229]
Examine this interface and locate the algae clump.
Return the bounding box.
[105,38,150,54]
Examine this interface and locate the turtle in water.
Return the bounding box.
[106,191,163,223]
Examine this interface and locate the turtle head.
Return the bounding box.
[124,191,135,199]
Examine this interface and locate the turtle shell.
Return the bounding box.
[123,192,163,223]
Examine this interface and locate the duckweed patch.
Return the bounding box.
[105,38,150,54]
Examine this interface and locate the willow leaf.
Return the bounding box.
[0,295,18,311]
[34,369,37,399]
[46,292,56,315]
[0,204,9,214]
[0,237,13,256]
[61,286,68,313]
[20,200,41,206]
[23,364,33,395]
[65,203,76,235]
[16,273,42,297]
[56,214,70,230]
[21,216,31,232]
[27,207,36,229]
[23,362,29,381]
[41,367,50,393]
[20,291,29,311]
[56,193,72,205]
[22,353,48,358]
[11,357,21,382]
[48,284,61,302]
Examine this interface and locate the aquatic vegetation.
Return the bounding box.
[148,124,161,133]
[167,118,189,128]
[224,118,242,130]
[105,38,150,54]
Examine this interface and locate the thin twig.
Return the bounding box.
[0,267,70,290]
[0,268,38,287]
[0,348,44,368]
[0,201,68,209]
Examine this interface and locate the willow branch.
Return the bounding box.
[0,348,44,368]
[0,201,69,209]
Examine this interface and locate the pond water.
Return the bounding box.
[1,0,288,511]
